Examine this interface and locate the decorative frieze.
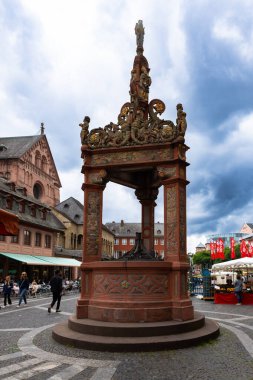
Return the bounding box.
[93,273,168,296]
[89,147,173,166]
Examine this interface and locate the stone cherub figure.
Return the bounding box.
[79,116,90,145]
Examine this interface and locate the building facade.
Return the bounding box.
[0,126,61,208]
[0,176,65,281]
[105,220,165,258]
[53,197,114,267]
[0,129,66,280]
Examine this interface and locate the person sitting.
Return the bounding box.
[30,280,38,297]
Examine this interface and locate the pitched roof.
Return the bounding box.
[55,197,84,224]
[245,223,253,230]
[105,221,164,237]
[0,135,42,159]
[196,242,205,248]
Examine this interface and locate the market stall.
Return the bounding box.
[212,258,253,305]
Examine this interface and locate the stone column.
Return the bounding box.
[158,159,193,320]
[135,188,158,252]
[82,183,104,262]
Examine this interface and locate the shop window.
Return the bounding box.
[24,230,31,245]
[35,232,42,247]
[11,235,19,243]
[45,234,51,248]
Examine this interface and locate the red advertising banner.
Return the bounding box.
[240,240,248,257]
[219,238,225,260]
[230,237,235,259]
[248,242,253,257]
[210,241,217,260]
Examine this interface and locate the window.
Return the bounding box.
[154,239,159,245]
[33,182,43,200]
[35,232,42,247]
[127,229,131,234]
[40,209,47,220]
[30,206,36,217]
[157,229,161,235]
[160,239,164,245]
[24,230,31,245]
[6,197,12,209]
[114,238,119,245]
[11,235,19,243]
[0,235,6,242]
[45,234,51,248]
[130,239,135,245]
[122,239,127,245]
[19,202,25,213]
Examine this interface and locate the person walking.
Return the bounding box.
[234,274,243,305]
[48,269,63,313]
[17,272,29,307]
[2,275,13,308]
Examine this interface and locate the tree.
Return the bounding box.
[192,250,211,266]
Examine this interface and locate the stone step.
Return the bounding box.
[52,318,220,352]
[68,312,205,337]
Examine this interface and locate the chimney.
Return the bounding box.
[121,220,124,227]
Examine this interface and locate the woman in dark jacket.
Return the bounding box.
[17,272,29,307]
[2,275,13,308]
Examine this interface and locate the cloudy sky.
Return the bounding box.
[1,0,253,252]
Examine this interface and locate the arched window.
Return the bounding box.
[33,182,43,200]
[35,151,41,167]
[41,155,47,172]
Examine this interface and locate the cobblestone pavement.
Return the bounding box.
[0,294,253,380]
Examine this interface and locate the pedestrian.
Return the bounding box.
[16,272,29,307]
[48,269,63,313]
[234,274,243,305]
[2,275,13,308]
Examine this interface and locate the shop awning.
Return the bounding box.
[0,253,81,267]
[0,209,19,236]
[33,256,81,267]
[212,257,253,271]
[0,252,49,265]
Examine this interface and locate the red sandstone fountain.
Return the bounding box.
[53,20,219,351]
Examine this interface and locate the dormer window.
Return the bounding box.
[41,209,47,220]
[0,144,7,152]
[157,229,161,235]
[18,201,25,213]
[5,197,13,210]
[30,205,36,217]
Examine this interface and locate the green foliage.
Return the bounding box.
[192,250,211,265]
